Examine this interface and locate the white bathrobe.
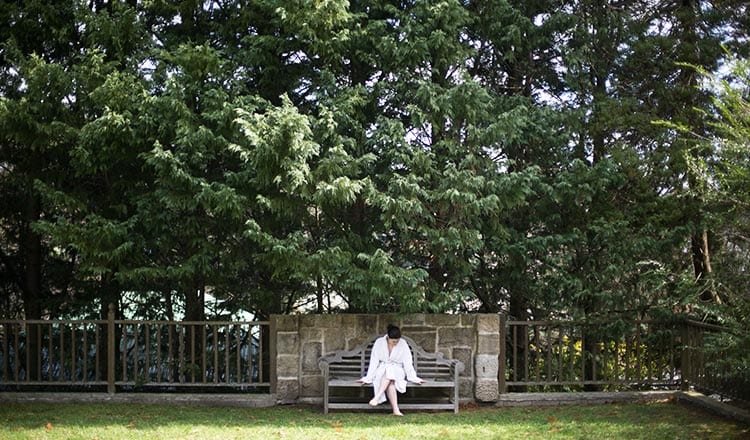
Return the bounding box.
[360,335,420,404]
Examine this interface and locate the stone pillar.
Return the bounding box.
[271,315,300,404]
[474,314,500,402]
[498,314,507,394]
[300,315,338,400]
[434,315,474,400]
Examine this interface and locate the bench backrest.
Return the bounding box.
[320,335,462,380]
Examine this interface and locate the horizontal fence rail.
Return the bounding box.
[0,312,270,392]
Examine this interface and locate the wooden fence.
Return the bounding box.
[0,306,270,393]
[503,319,683,390]
[680,319,748,402]
[501,318,747,403]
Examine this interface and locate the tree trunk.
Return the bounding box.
[21,194,43,320]
[163,288,175,321]
[184,281,205,382]
[184,283,205,322]
[316,274,324,313]
[675,0,718,304]
[692,229,717,302]
[21,193,43,380]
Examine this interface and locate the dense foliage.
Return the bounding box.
[1,0,748,327]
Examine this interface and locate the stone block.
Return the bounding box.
[276,379,299,403]
[340,315,359,339]
[400,325,434,333]
[300,314,342,328]
[424,314,461,327]
[276,332,299,355]
[459,377,474,398]
[410,313,426,325]
[299,315,314,328]
[378,315,401,331]
[273,315,299,332]
[343,317,379,347]
[476,314,500,334]
[302,342,322,372]
[404,332,435,352]
[475,378,499,402]
[461,314,477,327]
[357,315,379,336]
[477,334,500,355]
[452,347,472,376]
[276,354,299,377]
[300,375,324,397]
[341,314,358,327]
[474,354,499,378]
[437,327,473,347]
[324,327,346,352]
[300,327,323,343]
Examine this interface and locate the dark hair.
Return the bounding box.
[386,324,401,339]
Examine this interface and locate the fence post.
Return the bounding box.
[269,315,277,395]
[498,314,506,394]
[107,303,115,394]
[680,321,690,391]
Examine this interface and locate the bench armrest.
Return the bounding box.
[448,358,465,376]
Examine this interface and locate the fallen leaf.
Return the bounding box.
[45,422,53,432]
[547,416,558,424]
[331,420,343,433]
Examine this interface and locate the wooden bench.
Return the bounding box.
[318,335,465,413]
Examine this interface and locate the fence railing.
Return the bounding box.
[501,317,747,402]
[2,312,745,402]
[503,319,682,390]
[681,319,749,403]
[0,306,270,392]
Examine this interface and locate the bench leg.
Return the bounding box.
[324,384,329,414]
[453,386,459,413]
[453,372,459,413]
[322,367,331,414]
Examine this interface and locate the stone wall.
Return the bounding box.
[270,314,501,404]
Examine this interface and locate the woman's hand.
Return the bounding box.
[356,377,370,384]
[412,377,424,385]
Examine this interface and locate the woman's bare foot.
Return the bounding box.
[369,397,379,406]
[393,410,403,416]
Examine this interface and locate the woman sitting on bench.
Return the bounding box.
[356,324,424,416]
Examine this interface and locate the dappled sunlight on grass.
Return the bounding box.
[0,401,747,439]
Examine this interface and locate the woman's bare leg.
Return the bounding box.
[386,383,402,416]
[370,377,393,406]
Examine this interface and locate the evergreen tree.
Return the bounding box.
[1,0,748,328]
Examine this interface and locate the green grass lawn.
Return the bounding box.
[0,400,747,440]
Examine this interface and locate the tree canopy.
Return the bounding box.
[1,0,748,326]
